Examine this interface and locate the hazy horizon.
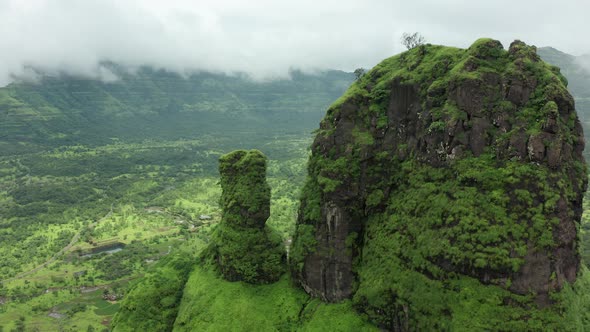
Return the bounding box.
[1,0,589,86]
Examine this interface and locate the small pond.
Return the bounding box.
[80,243,126,257]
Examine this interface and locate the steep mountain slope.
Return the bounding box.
[0,68,353,155]
[291,39,589,330]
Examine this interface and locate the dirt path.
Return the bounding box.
[78,276,140,294]
[1,205,114,284]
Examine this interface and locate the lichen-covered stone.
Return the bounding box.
[291,39,588,329]
[204,149,285,284]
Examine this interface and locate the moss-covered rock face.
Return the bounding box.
[205,149,285,284]
[219,149,271,229]
[291,39,588,329]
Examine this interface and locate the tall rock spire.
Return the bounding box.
[205,149,285,284]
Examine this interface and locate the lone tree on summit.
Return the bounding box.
[353,68,366,80]
[401,32,425,50]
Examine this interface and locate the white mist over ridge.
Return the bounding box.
[576,55,590,74]
[1,0,589,87]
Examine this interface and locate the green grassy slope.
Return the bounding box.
[111,253,194,332]
[171,266,377,332]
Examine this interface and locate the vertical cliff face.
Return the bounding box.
[291,39,587,329]
[297,201,363,301]
[205,149,285,284]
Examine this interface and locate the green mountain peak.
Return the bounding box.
[291,38,588,329]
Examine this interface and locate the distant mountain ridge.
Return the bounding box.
[538,47,590,112]
[538,47,590,157]
[0,67,354,155]
[538,47,590,96]
[1,47,588,158]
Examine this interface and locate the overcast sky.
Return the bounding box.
[1,0,588,86]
